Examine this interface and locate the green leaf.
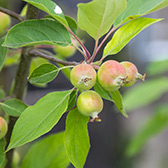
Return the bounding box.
[6,90,72,151]
[67,90,77,111]
[24,0,68,26]
[28,64,59,84]
[0,139,6,168]
[65,16,77,35]
[110,90,128,118]
[0,99,27,117]
[77,0,127,39]
[103,17,162,57]
[29,57,49,75]
[94,81,127,117]
[123,77,168,111]
[3,19,71,48]
[29,57,49,87]
[21,132,69,168]
[126,104,168,157]
[0,37,8,71]
[146,0,168,14]
[147,59,168,76]
[114,0,164,27]
[64,109,90,168]
[94,80,113,102]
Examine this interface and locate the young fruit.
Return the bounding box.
[70,64,96,90]
[97,60,127,91]
[0,117,8,139]
[54,45,76,58]
[121,61,145,87]
[0,12,11,35]
[77,90,103,121]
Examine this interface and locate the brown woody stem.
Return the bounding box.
[5,4,39,168]
[0,6,24,22]
[29,49,79,66]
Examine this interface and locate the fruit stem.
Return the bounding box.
[71,37,86,59]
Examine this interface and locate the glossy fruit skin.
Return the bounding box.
[77,90,103,119]
[70,64,96,90]
[121,61,145,87]
[0,117,8,139]
[98,60,127,91]
[0,12,11,35]
[54,45,76,58]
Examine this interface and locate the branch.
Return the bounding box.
[0,96,13,103]
[5,4,39,168]
[29,49,79,66]
[0,7,24,22]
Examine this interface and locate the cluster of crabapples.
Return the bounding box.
[70,60,145,121]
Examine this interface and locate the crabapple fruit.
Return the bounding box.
[0,117,8,139]
[0,12,11,35]
[97,60,127,91]
[54,45,76,58]
[121,61,145,87]
[70,64,96,90]
[77,90,103,120]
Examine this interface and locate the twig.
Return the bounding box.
[71,37,86,58]
[0,96,13,103]
[96,27,116,54]
[89,38,99,63]
[29,49,79,66]
[0,7,24,22]
[66,27,91,60]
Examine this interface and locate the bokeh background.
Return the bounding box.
[0,0,168,168]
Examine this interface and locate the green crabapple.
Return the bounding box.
[77,90,103,121]
[70,64,96,90]
[121,61,145,87]
[97,60,127,91]
[54,45,76,58]
[0,117,8,139]
[0,12,11,35]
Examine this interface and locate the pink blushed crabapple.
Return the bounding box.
[121,61,146,87]
[97,60,127,91]
[77,90,103,121]
[70,63,96,90]
[0,117,8,139]
[0,12,11,35]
